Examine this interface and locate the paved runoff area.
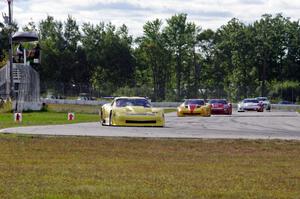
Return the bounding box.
[1,111,300,140]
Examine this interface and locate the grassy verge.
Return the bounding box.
[47,103,102,114]
[163,108,176,113]
[0,112,99,129]
[0,136,299,198]
[47,104,176,114]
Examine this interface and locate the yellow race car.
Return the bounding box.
[177,99,211,117]
[100,97,165,127]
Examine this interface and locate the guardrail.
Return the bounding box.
[271,104,300,111]
[42,99,107,106]
[42,99,183,108]
[42,99,300,111]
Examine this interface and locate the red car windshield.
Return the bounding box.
[209,99,227,104]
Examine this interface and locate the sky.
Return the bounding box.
[1,0,300,37]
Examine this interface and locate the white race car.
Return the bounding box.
[256,97,271,111]
[237,98,264,112]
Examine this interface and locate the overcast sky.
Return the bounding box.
[1,0,300,36]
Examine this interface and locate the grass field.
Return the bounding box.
[0,135,299,198]
[0,112,100,129]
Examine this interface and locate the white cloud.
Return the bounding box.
[1,0,300,37]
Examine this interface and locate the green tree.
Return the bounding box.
[135,19,171,101]
[22,19,38,32]
[82,23,135,95]
[6,13,298,102]
[62,16,89,89]
[253,14,289,96]
[38,15,64,83]
[0,22,5,65]
[214,18,258,100]
[0,21,18,66]
[164,13,200,100]
[197,29,216,98]
[285,20,300,82]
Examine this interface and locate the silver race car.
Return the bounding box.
[237,98,264,112]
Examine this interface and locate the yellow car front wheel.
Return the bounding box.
[100,109,105,125]
[177,111,184,117]
[109,111,113,126]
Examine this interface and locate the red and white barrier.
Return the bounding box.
[68,113,75,121]
[14,113,22,122]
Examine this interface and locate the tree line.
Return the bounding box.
[1,13,300,102]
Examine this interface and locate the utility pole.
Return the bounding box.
[7,0,14,100]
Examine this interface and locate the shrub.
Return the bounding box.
[269,80,300,102]
[0,99,12,113]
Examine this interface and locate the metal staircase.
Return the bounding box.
[12,66,22,84]
[0,64,25,98]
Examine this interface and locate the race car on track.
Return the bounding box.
[237,98,264,112]
[255,97,271,111]
[100,97,165,127]
[177,99,211,117]
[208,99,232,115]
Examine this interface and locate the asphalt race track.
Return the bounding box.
[1,111,300,140]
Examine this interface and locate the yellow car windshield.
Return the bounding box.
[116,99,151,107]
[184,100,204,105]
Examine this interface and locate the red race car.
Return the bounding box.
[208,99,232,115]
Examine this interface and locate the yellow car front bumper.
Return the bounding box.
[177,108,211,117]
[111,114,165,127]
